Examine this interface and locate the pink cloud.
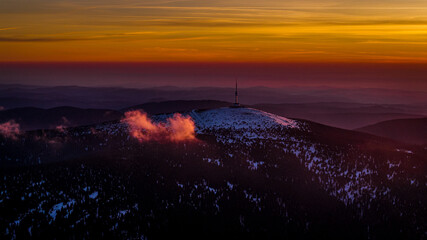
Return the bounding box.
[121,110,196,142]
[0,120,21,139]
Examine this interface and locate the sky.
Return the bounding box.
[0,0,427,91]
[1,0,427,63]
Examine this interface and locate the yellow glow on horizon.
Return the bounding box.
[1,0,427,62]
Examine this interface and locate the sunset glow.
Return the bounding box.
[2,0,427,63]
[1,1,426,238]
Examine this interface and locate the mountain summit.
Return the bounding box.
[0,107,425,239]
[191,107,299,131]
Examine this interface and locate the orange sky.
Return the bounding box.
[1,0,427,62]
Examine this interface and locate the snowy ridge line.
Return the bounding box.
[94,107,302,138]
[190,107,300,132]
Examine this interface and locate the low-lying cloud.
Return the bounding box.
[0,120,21,140]
[121,110,196,142]
[55,116,71,132]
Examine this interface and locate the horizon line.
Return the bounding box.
[0,83,426,93]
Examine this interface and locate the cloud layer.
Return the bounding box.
[121,110,196,142]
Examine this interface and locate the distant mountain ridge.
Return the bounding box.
[0,106,122,131]
[123,100,231,114]
[253,103,426,129]
[1,84,426,110]
[1,100,426,132]
[0,101,233,131]
[356,118,427,145]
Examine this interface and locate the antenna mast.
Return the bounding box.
[234,78,239,106]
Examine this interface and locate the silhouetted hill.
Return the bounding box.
[356,118,427,145]
[253,102,426,129]
[0,107,122,131]
[2,100,426,131]
[0,101,231,131]
[123,100,231,114]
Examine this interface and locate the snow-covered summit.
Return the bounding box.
[96,107,302,140]
[190,107,299,132]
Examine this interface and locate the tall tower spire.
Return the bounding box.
[234,78,239,107]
